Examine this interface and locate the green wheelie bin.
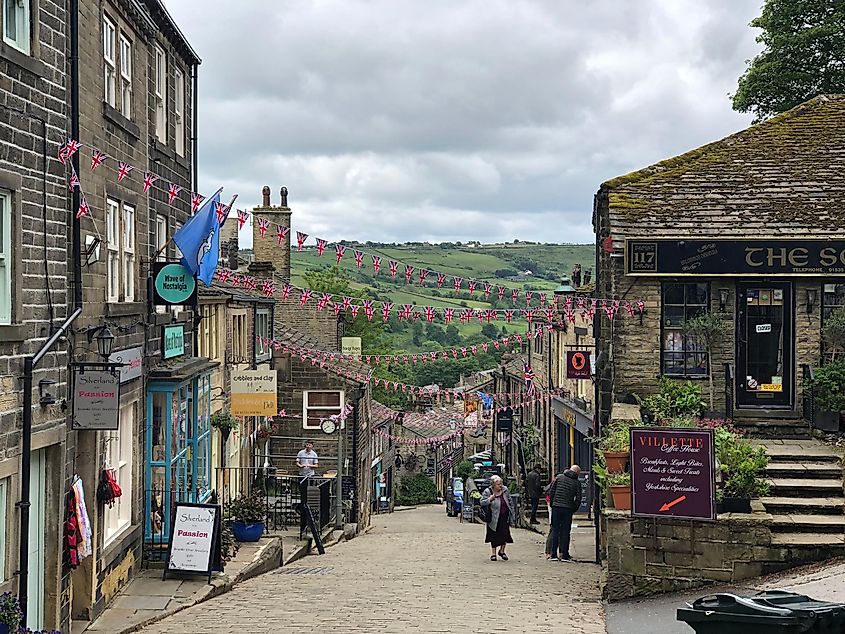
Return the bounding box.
[677,593,817,633]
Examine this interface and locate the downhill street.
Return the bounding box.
[142,505,604,634]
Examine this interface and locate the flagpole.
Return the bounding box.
[153,186,226,260]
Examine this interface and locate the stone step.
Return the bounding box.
[757,441,842,463]
[771,513,845,533]
[761,496,845,515]
[768,478,844,496]
[771,532,845,547]
[765,462,843,478]
[735,421,811,439]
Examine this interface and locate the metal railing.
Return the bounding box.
[724,363,734,421]
[802,364,815,429]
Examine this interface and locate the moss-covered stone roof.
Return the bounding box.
[601,94,845,235]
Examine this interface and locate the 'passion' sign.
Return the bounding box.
[630,427,715,521]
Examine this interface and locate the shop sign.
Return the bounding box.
[231,369,278,416]
[162,324,185,359]
[626,239,845,277]
[152,262,197,306]
[631,428,715,521]
[566,351,592,379]
[165,503,221,582]
[496,408,513,433]
[72,369,120,430]
[108,346,143,383]
[341,337,362,357]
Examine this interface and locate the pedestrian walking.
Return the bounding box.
[480,475,514,561]
[525,464,542,524]
[547,464,581,561]
[296,440,319,535]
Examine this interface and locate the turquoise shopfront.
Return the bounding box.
[144,356,218,552]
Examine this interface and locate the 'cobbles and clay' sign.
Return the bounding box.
[72,370,120,430]
[631,427,715,521]
[231,369,278,416]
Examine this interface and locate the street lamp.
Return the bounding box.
[554,277,576,300]
[93,325,115,361]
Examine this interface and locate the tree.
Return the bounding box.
[445,325,461,345]
[732,0,845,121]
[822,307,845,360]
[481,323,499,339]
[682,313,731,411]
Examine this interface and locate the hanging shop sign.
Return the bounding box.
[72,369,120,430]
[341,336,362,357]
[108,346,143,383]
[496,408,513,433]
[162,324,185,359]
[152,262,197,306]
[626,239,845,277]
[566,351,592,379]
[631,427,715,522]
[231,369,278,416]
[164,503,221,584]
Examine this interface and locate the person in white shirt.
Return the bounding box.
[296,440,319,535]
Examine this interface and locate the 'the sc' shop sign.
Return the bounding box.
[630,428,715,521]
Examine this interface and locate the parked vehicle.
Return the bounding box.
[445,477,464,517]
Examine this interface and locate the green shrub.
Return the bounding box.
[596,423,633,452]
[608,472,631,486]
[455,459,477,482]
[639,377,705,421]
[227,493,266,523]
[822,307,845,356]
[809,359,845,412]
[714,426,770,499]
[396,474,438,505]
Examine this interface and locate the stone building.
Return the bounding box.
[0,0,72,629]
[594,95,845,436]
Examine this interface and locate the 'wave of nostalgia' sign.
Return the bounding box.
[631,428,715,521]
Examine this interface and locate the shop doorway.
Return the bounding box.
[736,282,794,408]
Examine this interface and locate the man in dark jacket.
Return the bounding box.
[525,464,542,524]
[548,464,581,561]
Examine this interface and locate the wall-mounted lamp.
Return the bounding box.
[718,289,729,313]
[807,289,817,315]
[87,325,115,361]
[38,378,57,406]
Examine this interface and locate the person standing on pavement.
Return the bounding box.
[525,464,542,524]
[480,475,514,561]
[296,440,319,535]
[547,464,581,561]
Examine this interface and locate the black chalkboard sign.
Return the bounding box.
[342,475,355,500]
[578,472,591,514]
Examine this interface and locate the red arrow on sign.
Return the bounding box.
[659,495,687,512]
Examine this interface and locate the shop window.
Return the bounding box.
[255,307,271,362]
[104,403,134,546]
[102,16,116,107]
[303,391,344,430]
[0,477,6,581]
[0,189,12,324]
[661,282,709,377]
[154,44,167,143]
[823,284,845,359]
[3,0,31,54]
[198,304,219,360]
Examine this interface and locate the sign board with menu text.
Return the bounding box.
[72,369,120,430]
[164,502,221,584]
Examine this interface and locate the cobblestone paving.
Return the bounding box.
[143,505,605,634]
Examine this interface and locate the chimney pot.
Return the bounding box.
[262,186,271,207]
[280,186,288,207]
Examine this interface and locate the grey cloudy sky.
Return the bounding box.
[167,0,763,246]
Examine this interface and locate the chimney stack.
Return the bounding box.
[249,185,292,281]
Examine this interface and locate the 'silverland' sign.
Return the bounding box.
[631,427,715,521]
[626,239,845,276]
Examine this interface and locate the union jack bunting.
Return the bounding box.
[243,276,257,291]
[68,169,80,191]
[217,269,232,283]
[437,273,446,288]
[168,183,183,205]
[498,286,505,301]
[296,231,308,251]
[363,299,374,321]
[191,192,204,213]
[91,149,108,171]
[261,280,275,298]
[525,291,533,306]
[523,362,536,395]
[401,304,413,320]
[299,288,312,307]
[388,260,398,278]
[372,255,382,274]
[237,209,249,229]
[512,288,519,304]
[75,195,90,219]
[404,265,414,284]
[468,280,477,295]
[143,172,159,193]
[58,139,82,164]
[453,276,463,292]
[522,309,534,323]
[316,238,328,256]
[471,345,477,356]
[486,309,497,322]
[625,301,635,317]
[257,217,270,238]
[484,283,492,300]
[546,306,555,323]
[443,308,454,324]
[381,302,393,322]
[350,304,360,319]
[418,269,428,286]
[215,202,229,224]
[342,296,352,311]
[277,225,289,245]
[504,310,514,323]
[459,309,472,323]
[636,299,645,314]
[354,250,364,269]
[335,244,346,264]
[317,293,332,311]
[333,303,342,317]
[282,284,292,299]
[424,306,436,322]
[540,293,547,307]
[116,161,133,182]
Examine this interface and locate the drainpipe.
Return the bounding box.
[592,189,603,566]
[19,0,84,623]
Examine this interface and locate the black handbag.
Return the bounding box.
[478,503,492,523]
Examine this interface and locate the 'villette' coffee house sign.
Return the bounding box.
[626,239,845,276]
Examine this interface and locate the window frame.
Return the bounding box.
[102,15,116,107]
[0,189,12,325]
[198,304,219,361]
[303,390,345,430]
[155,214,167,262]
[174,67,185,156]
[660,281,710,378]
[230,310,248,362]
[0,477,6,581]
[106,198,120,303]
[118,33,132,118]
[173,222,182,259]
[255,307,272,362]
[154,44,167,143]
[103,403,134,547]
[122,204,135,302]
[3,0,31,55]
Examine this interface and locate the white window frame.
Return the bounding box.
[255,308,271,362]
[173,222,182,259]
[198,304,219,360]
[155,214,167,262]
[119,34,132,118]
[122,204,135,302]
[154,45,167,143]
[303,391,344,430]
[0,189,11,325]
[0,477,7,581]
[230,310,248,362]
[3,0,31,55]
[174,68,185,156]
[103,16,116,107]
[106,198,120,303]
[103,403,134,546]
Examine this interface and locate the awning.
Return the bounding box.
[553,396,593,437]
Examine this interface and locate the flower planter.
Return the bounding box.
[603,451,629,474]
[814,409,840,432]
[609,485,631,511]
[722,497,752,514]
[231,521,265,542]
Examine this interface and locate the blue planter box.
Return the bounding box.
[231,521,264,542]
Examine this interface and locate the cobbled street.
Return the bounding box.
[142,505,604,634]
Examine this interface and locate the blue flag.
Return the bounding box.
[173,190,222,287]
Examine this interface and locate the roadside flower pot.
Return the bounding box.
[609,485,632,511]
[231,521,265,542]
[721,497,752,514]
[603,451,629,474]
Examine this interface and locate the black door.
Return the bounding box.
[735,282,793,408]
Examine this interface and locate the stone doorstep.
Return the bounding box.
[771,513,845,527]
[771,533,845,546]
[765,463,843,475]
[760,496,845,508]
[768,477,844,490]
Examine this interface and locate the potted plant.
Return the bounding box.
[597,423,631,473]
[608,472,631,511]
[210,410,238,442]
[682,313,731,413]
[715,426,769,513]
[0,592,21,634]
[638,377,705,423]
[228,493,266,542]
[808,359,845,431]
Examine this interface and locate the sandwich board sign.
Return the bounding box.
[164,502,222,583]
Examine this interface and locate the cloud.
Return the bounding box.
[166,0,762,246]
